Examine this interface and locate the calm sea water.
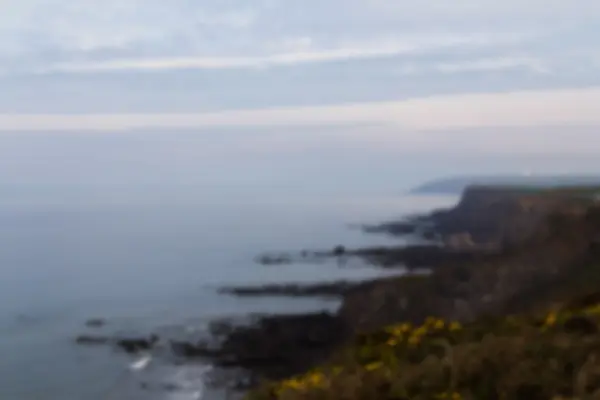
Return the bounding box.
[0,191,457,400]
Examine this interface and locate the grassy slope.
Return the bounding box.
[248,265,600,400]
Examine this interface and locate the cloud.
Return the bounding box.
[1,87,599,132]
[0,0,598,113]
[434,56,551,74]
[41,34,524,73]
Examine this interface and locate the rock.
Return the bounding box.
[197,312,348,382]
[219,281,355,298]
[355,244,482,269]
[85,318,106,328]
[116,334,159,354]
[76,335,110,345]
[171,340,216,358]
[76,333,159,354]
[255,254,292,265]
[333,245,346,256]
[362,222,418,236]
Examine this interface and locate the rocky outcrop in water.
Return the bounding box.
[182,312,348,382]
[219,281,356,298]
[85,318,106,328]
[76,334,159,354]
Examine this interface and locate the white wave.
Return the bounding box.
[164,364,212,400]
[129,355,152,371]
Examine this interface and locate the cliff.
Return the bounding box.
[341,187,599,332]
[427,185,594,248]
[201,185,600,399]
[246,204,600,400]
[411,175,600,195]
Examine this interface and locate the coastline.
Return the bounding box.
[70,186,600,399]
[196,185,600,398]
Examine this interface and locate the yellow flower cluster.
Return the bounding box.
[449,321,463,331]
[278,371,329,393]
[584,303,600,315]
[365,361,384,371]
[386,322,412,337]
[435,392,462,400]
[544,312,558,327]
[385,318,462,348]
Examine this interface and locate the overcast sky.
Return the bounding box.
[0,1,599,190]
[1,0,598,113]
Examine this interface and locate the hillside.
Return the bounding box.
[411,175,600,195]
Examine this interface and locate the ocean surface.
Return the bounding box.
[0,191,457,400]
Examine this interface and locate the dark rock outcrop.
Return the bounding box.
[219,281,356,298]
[255,254,292,266]
[75,334,159,354]
[332,245,346,256]
[353,244,493,269]
[76,335,110,345]
[117,335,159,354]
[187,312,348,381]
[85,318,106,328]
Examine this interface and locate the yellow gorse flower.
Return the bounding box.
[545,312,558,327]
[585,304,600,315]
[387,322,413,337]
[413,325,428,336]
[365,361,383,371]
[281,378,304,390]
[408,335,421,346]
[278,371,329,392]
[433,319,445,330]
[449,321,462,331]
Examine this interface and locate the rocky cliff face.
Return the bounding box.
[340,191,600,333]
[431,185,591,248]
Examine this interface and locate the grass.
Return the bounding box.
[246,264,600,400]
[470,184,600,199]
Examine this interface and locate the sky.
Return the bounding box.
[0,0,599,191]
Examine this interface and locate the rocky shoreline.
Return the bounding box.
[218,281,359,298]
[75,185,600,395]
[198,186,600,390]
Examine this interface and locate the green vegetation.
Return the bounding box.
[247,264,600,400]
[473,184,600,198]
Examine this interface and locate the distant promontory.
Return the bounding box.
[410,175,600,195]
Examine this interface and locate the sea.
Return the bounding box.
[0,188,457,400]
